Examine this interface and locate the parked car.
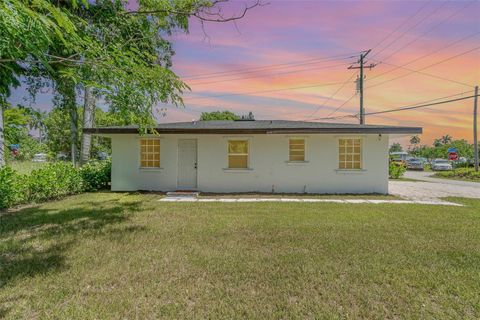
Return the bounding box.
[406,158,424,170]
[391,158,406,166]
[56,152,68,161]
[97,151,110,160]
[389,152,409,161]
[417,157,428,164]
[431,159,452,171]
[32,153,48,162]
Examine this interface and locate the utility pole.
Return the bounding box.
[474,85,478,172]
[348,49,376,124]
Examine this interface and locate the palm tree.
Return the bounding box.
[441,135,452,145]
[433,138,442,148]
[409,135,420,145]
[409,135,420,154]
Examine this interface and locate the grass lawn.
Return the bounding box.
[433,169,480,183]
[8,161,48,174]
[389,177,421,182]
[199,193,401,199]
[1,193,479,319]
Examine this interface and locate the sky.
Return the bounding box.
[9,0,480,146]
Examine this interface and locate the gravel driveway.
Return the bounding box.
[389,171,480,201]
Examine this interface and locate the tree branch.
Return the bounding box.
[125,0,264,23]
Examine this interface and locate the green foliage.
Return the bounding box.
[0,160,111,208]
[434,168,480,182]
[199,111,241,121]
[389,143,403,153]
[3,107,30,144]
[414,138,474,160]
[0,0,80,102]
[43,106,125,156]
[0,166,23,208]
[3,106,49,161]
[389,161,406,179]
[80,160,111,191]
[409,135,420,145]
[25,163,84,202]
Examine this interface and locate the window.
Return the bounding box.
[228,140,249,168]
[289,138,305,161]
[339,138,361,169]
[140,139,160,168]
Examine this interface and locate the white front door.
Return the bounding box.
[177,139,197,190]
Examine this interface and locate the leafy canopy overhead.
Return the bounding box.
[200,111,241,121]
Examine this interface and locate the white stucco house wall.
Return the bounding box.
[84,120,421,194]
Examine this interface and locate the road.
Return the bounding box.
[389,170,480,201]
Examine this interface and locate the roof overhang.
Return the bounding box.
[83,127,422,135]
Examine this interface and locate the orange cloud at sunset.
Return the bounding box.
[161,0,479,147]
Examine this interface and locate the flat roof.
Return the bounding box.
[83,120,422,135]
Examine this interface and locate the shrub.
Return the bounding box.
[0,160,112,209]
[0,166,24,209]
[389,161,406,179]
[80,160,111,192]
[24,162,84,202]
[434,168,480,181]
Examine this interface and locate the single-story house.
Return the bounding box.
[84,120,421,194]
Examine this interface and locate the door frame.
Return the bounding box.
[176,139,198,190]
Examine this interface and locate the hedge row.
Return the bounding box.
[434,168,480,181]
[0,160,111,209]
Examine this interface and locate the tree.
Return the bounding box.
[200,111,241,121]
[409,135,420,154]
[441,135,452,145]
[23,0,260,166]
[389,143,403,153]
[2,1,260,166]
[3,105,48,160]
[81,87,96,164]
[0,0,81,166]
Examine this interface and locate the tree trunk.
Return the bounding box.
[81,87,96,165]
[58,80,78,166]
[0,105,5,167]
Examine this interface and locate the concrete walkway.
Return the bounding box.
[159,197,462,206]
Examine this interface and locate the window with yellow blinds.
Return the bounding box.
[338,138,361,169]
[289,139,305,161]
[140,139,160,168]
[228,140,249,169]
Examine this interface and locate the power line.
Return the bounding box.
[367,45,480,89]
[184,80,349,102]
[303,73,356,120]
[370,0,432,53]
[364,94,477,116]
[323,93,357,119]
[370,1,447,60]
[314,90,476,120]
[181,52,361,80]
[371,59,474,88]
[374,1,475,64]
[188,62,349,86]
[367,31,479,84]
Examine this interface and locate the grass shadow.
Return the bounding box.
[0,196,143,289]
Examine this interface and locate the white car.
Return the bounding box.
[431,159,452,171]
[32,153,48,162]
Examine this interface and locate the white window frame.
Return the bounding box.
[223,136,253,171]
[287,137,307,163]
